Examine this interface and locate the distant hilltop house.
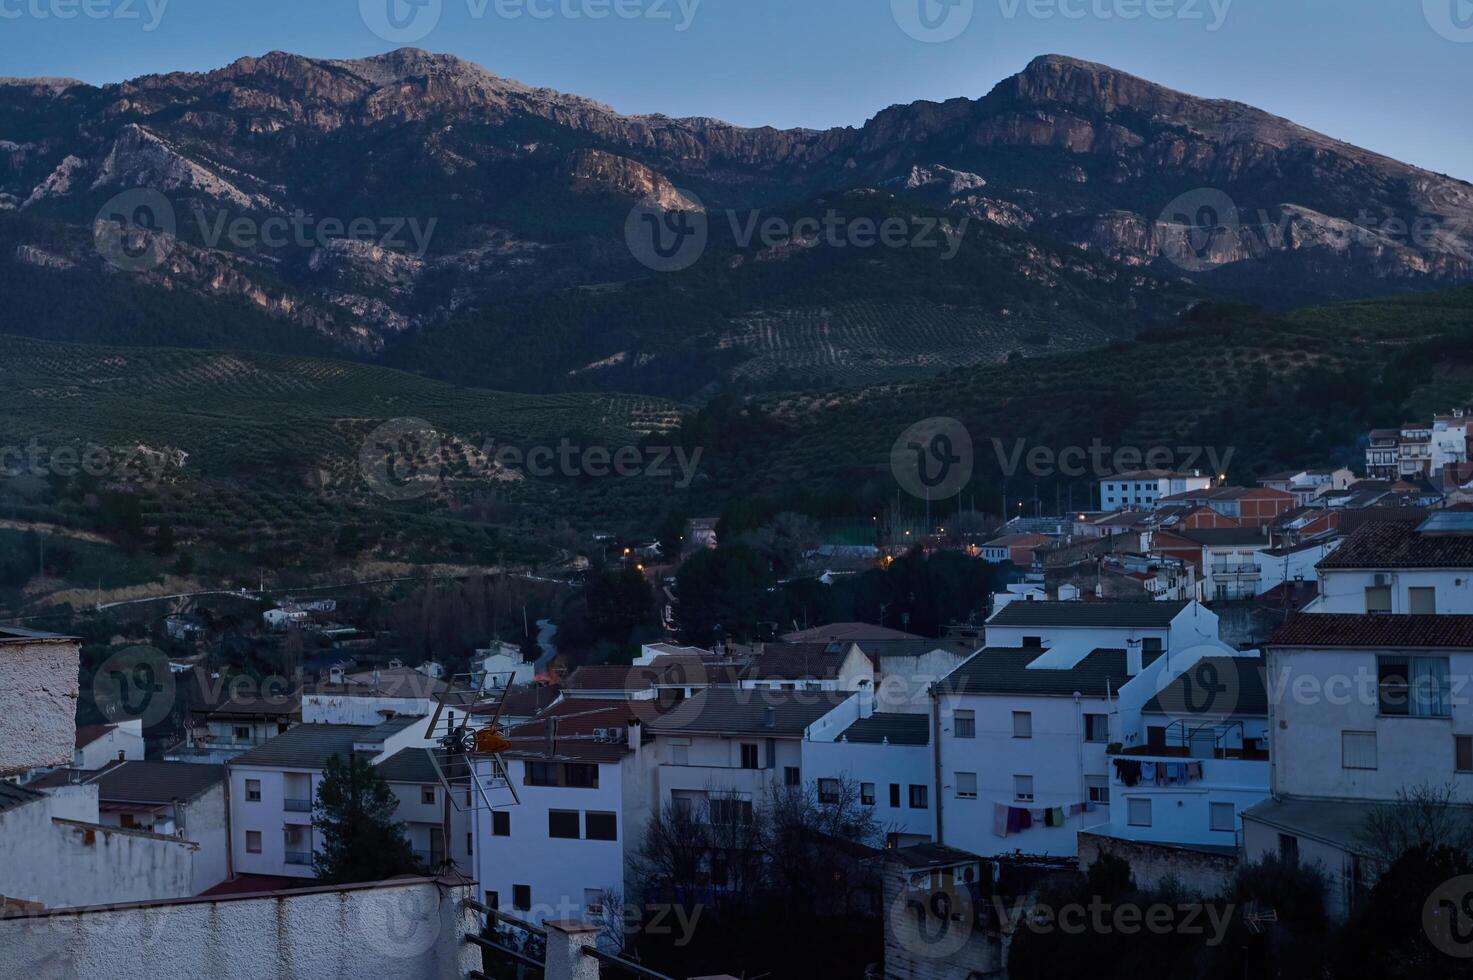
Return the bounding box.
[262,598,336,631]
[1098,470,1214,512]
[1365,410,1473,482]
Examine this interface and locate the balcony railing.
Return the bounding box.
[284,851,313,866]
[1211,563,1260,576]
[283,798,312,812]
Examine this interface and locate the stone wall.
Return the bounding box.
[1077,832,1238,897]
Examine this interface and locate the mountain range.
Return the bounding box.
[3,49,1472,397]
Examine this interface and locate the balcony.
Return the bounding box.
[284,851,313,866]
[1211,562,1260,577]
[283,798,312,812]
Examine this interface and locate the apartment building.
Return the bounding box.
[802,706,936,848]
[1310,515,1473,614]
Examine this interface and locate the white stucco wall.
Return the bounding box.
[801,737,935,843]
[75,720,145,770]
[301,694,436,725]
[472,757,631,922]
[1314,567,1473,614]
[1268,644,1473,801]
[0,878,480,980]
[0,638,80,777]
[0,786,194,910]
[1095,755,1268,850]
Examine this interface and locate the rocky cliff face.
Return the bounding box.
[2,49,1469,374]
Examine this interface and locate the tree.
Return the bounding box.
[1361,782,1473,866]
[312,753,422,885]
[1335,844,1473,980]
[672,543,773,646]
[154,523,176,556]
[741,512,820,577]
[173,550,196,576]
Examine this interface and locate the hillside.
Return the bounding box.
[1,50,1470,396]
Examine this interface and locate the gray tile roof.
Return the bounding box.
[359,716,425,743]
[941,648,1131,698]
[886,842,982,870]
[746,644,850,681]
[1168,528,1272,547]
[1240,797,1391,854]
[0,627,77,642]
[840,713,929,745]
[374,748,439,785]
[1141,658,1268,718]
[229,724,371,769]
[0,781,44,814]
[646,688,848,737]
[89,761,224,804]
[987,600,1188,629]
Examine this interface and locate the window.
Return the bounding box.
[710,797,754,825]
[889,784,900,807]
[466,833,473,855]
[1013,712,1033,739]
[1378,655,1451,717]
[1127,798,1152,827]
[953,710,976,738]
[1458,736,1473,773]
[1410,587,1438,614]
[512,885,531,911]
[784,766,800,787]
[584,889,606,917]
[245,779,261,802]
[955,772,978,799]
[524,761,558,787]
[1085,775,1109,804]
[740,743,760,770]
[485,891,499,911]
[1365,585,1392,613]
[245,830,262,853]
[1023,636,1043,648]
[548,810,581,839]
[233,725,251,742]
[669,738,690,766]
[1013,775,1034,803]
[818,779,841,804]
[1210,802,1235,833]
[1278,834,1299,864]
[908,785,929,809]
[1084,714,1108,742]
[1342,731,1378,770]
[861,782,875,806]
[564,763,599,789]
[421,786,436,805]
[585,812,617,841]
[492,811,510,837]
[120,813,137,829]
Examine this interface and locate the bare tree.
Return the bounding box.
[634,799,710,905]
[1360,782,1473,867]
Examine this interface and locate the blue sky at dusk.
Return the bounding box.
[1,0,1470,180]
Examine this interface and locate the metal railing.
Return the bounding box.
[582,946,675,980]
[284,851,313,866]
[283,798,312,812]
[1211,563,1260,576]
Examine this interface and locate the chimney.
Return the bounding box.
[1126,638,1143,676]
[627,719,641,756]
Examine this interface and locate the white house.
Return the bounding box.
[226,716,431,879]
[30,761,230,894]
[1081,657,1270,894]
[740,642,875,693]
[802,700,935,848]
[1244,614,1473,917]
[73,719,145,770]
[1254,538,1340,596]
[1098,470,1213,512]
[471,698,650,923]
[983,598,1221,664]
[301,666,449,725]
[1307,515,1473,614]
[476,642,538,689]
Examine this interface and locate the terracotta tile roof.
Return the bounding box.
[746,643,852,681]
[1269,613,1473,648]
[74,723,117,749]
[782,622,924,643]
[1318,520,1473,569]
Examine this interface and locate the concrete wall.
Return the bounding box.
[0,786,194,910]
[0,638,79,777]
[1242,816,1358,918]
[1095,755,1268,852]
[301,694,435,725]
[1077,833,1237,897]
[0,877,480,980]
[875,650,972,713]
